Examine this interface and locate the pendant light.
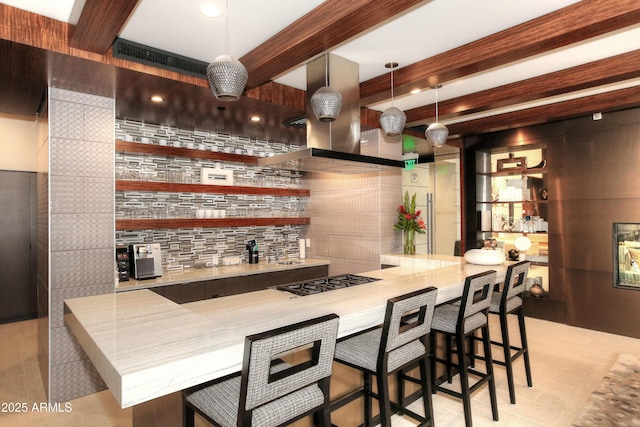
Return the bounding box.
[379,62,406,137]
[206,0,248,101]
[425,84,449,147]
[310,53,343,122]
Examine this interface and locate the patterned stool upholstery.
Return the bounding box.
[430,270,499,427]
[182,313,339,427]
[332,286,438,427]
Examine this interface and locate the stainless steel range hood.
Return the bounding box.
[258,54,404,174]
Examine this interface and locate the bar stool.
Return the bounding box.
[430,270,498,427]
[331,286,438,427]
[488,260,533,404]
[182,313,339,427]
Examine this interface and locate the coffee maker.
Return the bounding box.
[129,243,163,279]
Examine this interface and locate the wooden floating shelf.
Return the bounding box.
[116,140,260,165]
[116,217,311,231]
[115,180,310,197]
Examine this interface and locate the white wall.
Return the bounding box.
[0,113,38,172]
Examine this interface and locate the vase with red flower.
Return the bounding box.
[394,191,426,255]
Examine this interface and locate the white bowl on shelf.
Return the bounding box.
[464,249,505,265]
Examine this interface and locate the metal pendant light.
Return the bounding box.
[206,0,247,101]
[425,85,449,147]
[380,62,406,137]
[310,54,342,122]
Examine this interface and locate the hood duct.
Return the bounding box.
[259,54,404,174]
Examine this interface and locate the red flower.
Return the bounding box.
[398,205,405,213]
[416,210,421,216]
[405,214,412,220]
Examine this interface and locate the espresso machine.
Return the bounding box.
[129,243,163,279]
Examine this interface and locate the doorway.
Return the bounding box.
[0,170,37,323]
[402,147,461,256]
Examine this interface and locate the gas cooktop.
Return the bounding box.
[276,274,381,296]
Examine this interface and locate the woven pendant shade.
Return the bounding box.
[380,106,406,137]
[380,62,405,137]
[425,84,449,147]
[207,0,247,102]
[425,122,449,146]
[310,86,343,122]
[207,55,248,101]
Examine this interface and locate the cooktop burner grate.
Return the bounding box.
[276,274,381,296]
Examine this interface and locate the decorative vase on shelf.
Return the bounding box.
[403,229,416,255]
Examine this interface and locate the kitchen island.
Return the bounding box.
[64,254,510,410]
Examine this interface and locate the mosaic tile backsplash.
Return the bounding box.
[115,119,307,270]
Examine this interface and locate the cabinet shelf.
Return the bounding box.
[115,180,310,197]
[486,231,548,235]
[477,199,548,205]
[116,140,260,164]
[116,217,311,231]
[478,167,547,177]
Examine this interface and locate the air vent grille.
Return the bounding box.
[284,116,307,127]
[112,38,208,78]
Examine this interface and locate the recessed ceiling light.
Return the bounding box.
[200,3,222,18]
[410,88,421,95]
[150,95,165,103]
[250,116,261,122]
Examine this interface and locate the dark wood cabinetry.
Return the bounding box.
[162,282,205,304]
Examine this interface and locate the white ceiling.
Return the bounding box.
[5,0,640,126]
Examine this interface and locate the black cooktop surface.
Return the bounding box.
[276,274,381,296]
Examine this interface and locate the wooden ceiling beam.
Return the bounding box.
[69,0,140,54]
[239,0,424,89]
[405,49,640,125]
[360,0,640,106]
[447,85,640,137]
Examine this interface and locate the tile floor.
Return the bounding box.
[1,315,639,427]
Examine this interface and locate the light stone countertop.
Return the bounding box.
[115,258,330,292]
[64,254,510,408]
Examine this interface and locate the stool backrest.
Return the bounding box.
[502,261,530,304]
[457,270,496,329]
[240,313,339,413]
[381,286,438,354]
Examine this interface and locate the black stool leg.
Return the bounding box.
[430,332,437,394]
[446,335,454,383]
[183,402,195,427]
[377,371,392,427]
[420,345,435,426]
[397,367,406,410]
[500,310,517,404]
[456,331,473,427]
[482,325,499,422]
[363,371,373,427]
[518,308,533,388]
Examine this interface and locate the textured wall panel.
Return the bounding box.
[49,100,84,140]
[51,250,85,289]
[50,176,84,214]
[305,129,402,275]
[85,105,115,143]
[47,88,114,403]
[50,359,106,404]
